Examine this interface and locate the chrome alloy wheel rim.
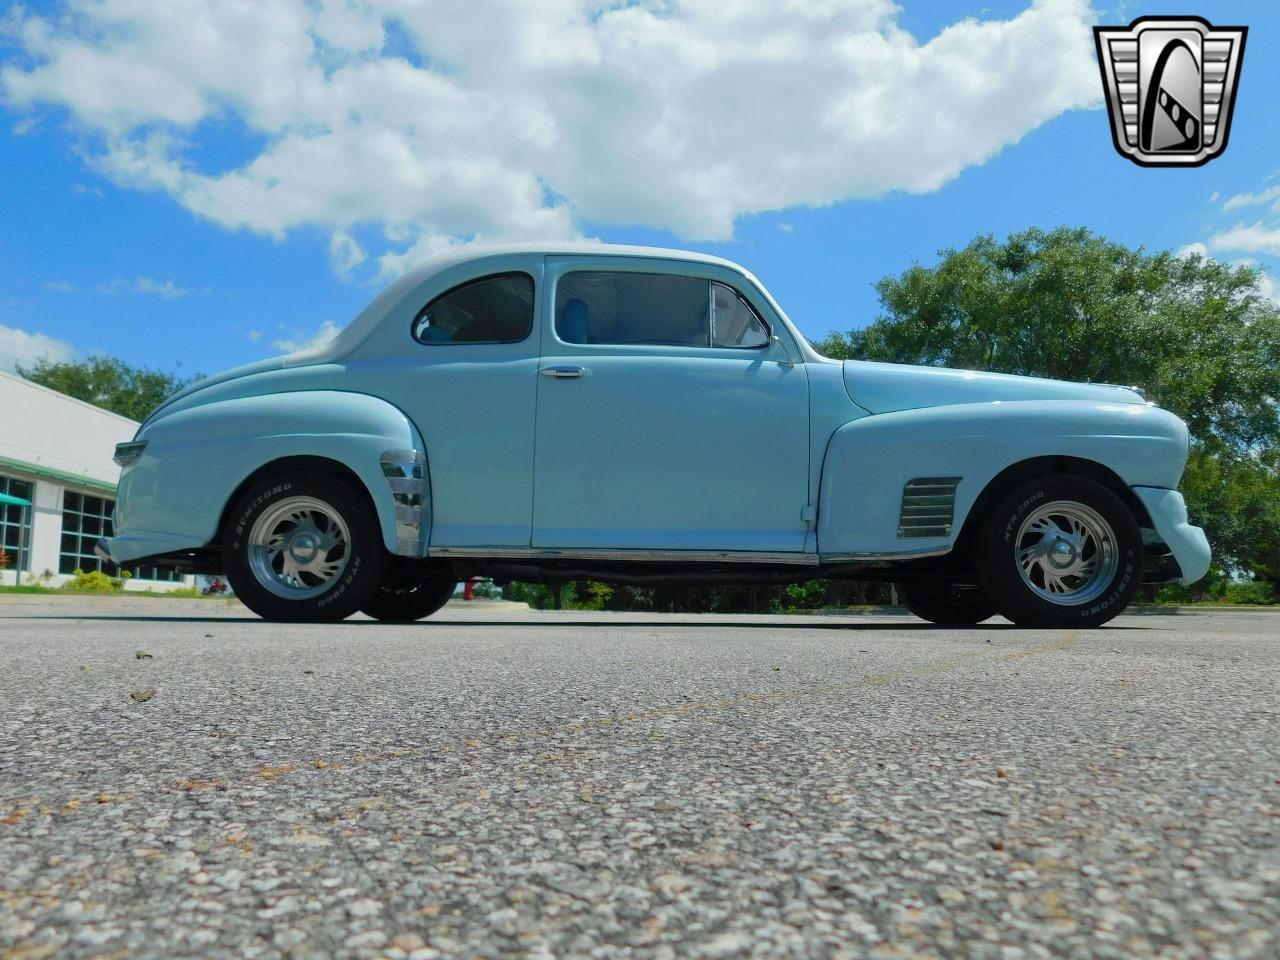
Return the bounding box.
[247,496,351,600]
[1014,500,1119,606]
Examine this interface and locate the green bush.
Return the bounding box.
[61,568,124,592]
[1221,580,1277,605]
[781,580,829,611]
[509,580,614,610]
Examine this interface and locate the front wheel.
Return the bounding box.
[222,472,388,622]
[895,582,997,626]
[975,476,1141,628]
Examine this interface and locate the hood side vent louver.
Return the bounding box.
[898,477,961,539]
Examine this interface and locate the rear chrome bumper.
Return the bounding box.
[1132,487,1211,586]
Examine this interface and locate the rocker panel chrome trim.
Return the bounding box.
[819,546,953,563]
[428,546,820,564]
[428,545,953,564]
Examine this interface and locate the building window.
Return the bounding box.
[60,491,111,575]
[0,475,33,573]
[60,491,182,583]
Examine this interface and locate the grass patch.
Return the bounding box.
[0,584,224,599]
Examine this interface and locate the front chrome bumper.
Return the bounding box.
[1132,487,1211,586]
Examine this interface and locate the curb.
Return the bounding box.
[811,604,1278,617]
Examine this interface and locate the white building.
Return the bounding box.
[0,370,194,591]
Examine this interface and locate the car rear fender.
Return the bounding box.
[115,391,428,562]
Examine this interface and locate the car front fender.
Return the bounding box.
[107,391,428,565]
[817,400,1190,558]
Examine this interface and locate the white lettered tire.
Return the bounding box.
[975,476,1141,628]
[222,472,388,622]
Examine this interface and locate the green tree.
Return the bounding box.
[819,227,1280,582]
[16,355,199,422]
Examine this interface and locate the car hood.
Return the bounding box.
[140,356,288,429]
[843,360,1146,414]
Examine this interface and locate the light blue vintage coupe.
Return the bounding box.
[98,244,1209,627]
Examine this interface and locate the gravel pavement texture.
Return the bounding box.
[1,597,1278,960]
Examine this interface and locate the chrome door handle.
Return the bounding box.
[540,365,588,379]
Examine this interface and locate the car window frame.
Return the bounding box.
[552,269,772,351]
[410,270,536,346]
[709,280,771,350]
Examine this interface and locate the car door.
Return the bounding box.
[368,265,541,547]
[532,259,811,553]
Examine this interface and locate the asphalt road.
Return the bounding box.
[1,598,1278,960]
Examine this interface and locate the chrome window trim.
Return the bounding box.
[710,280,771,349]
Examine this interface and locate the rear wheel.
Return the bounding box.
[362,570,457,623]
[975,475,1141,628]
[895,581,997,626]
[222,472,388,622]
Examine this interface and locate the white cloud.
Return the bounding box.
[0,323,75,372]
[313,0,385,53]
[1209,223,1280,258]
[328,230,366,278]
[374,231,465,281]
[272,320,341,353]
[2,0,1100,275]
[1256,270,1279,305]
[1173,245,1280,306]
[1222,184,1280,212]
[94,277,206,298]
[133,277,197,299]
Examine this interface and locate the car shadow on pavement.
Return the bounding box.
[0,612,1022,630]
[424,619,1013,630]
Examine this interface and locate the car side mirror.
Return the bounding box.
[770,335,795,368]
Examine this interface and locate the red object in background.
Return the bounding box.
[463,577,476,601]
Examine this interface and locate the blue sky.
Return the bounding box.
[1,0,1276,378]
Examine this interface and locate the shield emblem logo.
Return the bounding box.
[1094,16,1247,167]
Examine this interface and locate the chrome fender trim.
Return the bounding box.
[380,449,429,557]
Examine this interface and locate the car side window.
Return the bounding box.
[412,272,534,345]
[556,272,770,348]
[710,282,770,348]
[556,272,709,347]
